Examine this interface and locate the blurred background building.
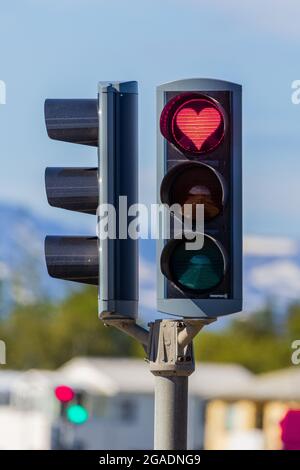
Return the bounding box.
[0,358,300,450]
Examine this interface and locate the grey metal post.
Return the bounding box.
[148,319,214,450]
[154,375,188,449]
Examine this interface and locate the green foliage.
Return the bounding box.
[194,330,289,374]
[0,301,55,370]
[286,303,300,338]
[0,286,144,370]
[194,305,300,373]
[1,287,300,373]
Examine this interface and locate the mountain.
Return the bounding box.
[0,201,299,319]
[243,236,300,313]
[0,202,88,315]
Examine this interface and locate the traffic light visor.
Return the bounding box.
[45,236,99,285]
[45,99,98,146]
[45,167,98,215]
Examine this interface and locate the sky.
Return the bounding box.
[0,0,300,239]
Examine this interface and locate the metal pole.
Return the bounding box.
[154,375,188,450]
[106,317,215,450]
[148,319,213,450]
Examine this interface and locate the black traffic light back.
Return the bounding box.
[44,82,139,320]
[44,98,99,287]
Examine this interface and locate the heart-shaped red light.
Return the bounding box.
[176,107,222,151]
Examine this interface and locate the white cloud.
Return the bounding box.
[139,258,155,285]
[0,261,10,280]
[140,288,156,310]
[243,292,267,313]
[11,285,37,305]
[244,235,298,257]
[249,260,300,299]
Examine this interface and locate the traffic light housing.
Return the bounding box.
[157,79,242,318]
[44,82,138,320]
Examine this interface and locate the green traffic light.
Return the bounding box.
[66,404,89,425]
[169,237,225,293]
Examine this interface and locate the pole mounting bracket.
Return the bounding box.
[148,318,215,377]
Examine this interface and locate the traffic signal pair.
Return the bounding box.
[44,79,242,319]
[55,385,88,425]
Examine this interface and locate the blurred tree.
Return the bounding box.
[0,286,144,370]
[286,303,300,338]
[0,289,298,373]
[49,286,144,367]
[0,301,55,369]
[230,306,278,338]
[194,308,292,374]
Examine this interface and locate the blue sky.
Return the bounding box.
[0,0,300,237]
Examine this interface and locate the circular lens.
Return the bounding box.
[160,162,224,221]
[160,93,226,156]
[162,236,225,293]
[55,385,75,403]
[67,404,89,425]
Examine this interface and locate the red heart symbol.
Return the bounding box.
[176,107,221,151]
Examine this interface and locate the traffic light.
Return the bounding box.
[54,385,89,425]
[157,79,242,318]
[44,82,138,319]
